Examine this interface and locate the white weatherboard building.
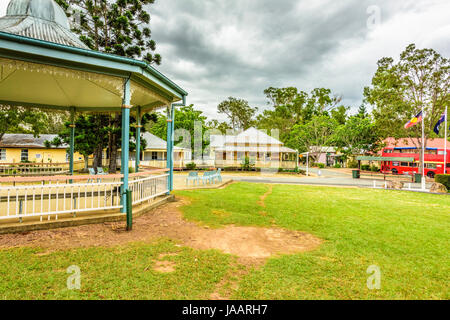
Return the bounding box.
[121,132,191,169]
[210,128,297,169]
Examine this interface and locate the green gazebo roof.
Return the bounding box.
[0,0,187,113]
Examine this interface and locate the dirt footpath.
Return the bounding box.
[0,197,322,264]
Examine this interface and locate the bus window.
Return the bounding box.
[426,164,437,169]
[393,162,399,166]
[401,162,408,166]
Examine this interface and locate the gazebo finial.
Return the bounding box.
[0,0,89,49]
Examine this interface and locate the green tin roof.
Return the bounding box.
[0,0,89,49]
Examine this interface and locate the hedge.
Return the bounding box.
[435,174,450,190]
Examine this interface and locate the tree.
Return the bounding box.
[0,106,50,143]
[47,115,108,171]
[206,119,231,134]
[257,87,343,143]
[54,0,162,172]
[364,44,450,172]
[217,97,257,130]
[330,105,348,126]
[55,0,161,64]
[287,115,338,163]
[334,115,379,158]
[148,105,209,157]
[257,87,308,142]
[357,105,369,119]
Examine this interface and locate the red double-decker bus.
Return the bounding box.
[379,138,449,178]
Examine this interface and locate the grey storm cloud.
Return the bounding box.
[1,0,448,119]
[148,0,450,119]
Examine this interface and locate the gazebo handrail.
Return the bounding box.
[130,167,169,177]
[0,173,124,183]
[0,161,83,166]
[0,167,169,183]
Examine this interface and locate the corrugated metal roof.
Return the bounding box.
[0,133,67,148]
[211,128,284,148]
[383,137,447,149]
[215,146,296,153]
[141,132,188,151]
[0,0,88,49]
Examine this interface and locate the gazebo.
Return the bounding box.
[0,0,187,229]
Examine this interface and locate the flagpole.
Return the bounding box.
[421,105,426,190]
[445,106,448,174]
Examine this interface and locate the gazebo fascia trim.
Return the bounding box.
[0,32,187,103]
[0,99,138,112]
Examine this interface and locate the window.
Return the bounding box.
[385,149,393,153]
[426,163,437,169]
[21,149,28,162]
[152,152,158,160]
[0,149,6,161]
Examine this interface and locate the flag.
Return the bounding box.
[433,112,446,135]
[404,111,423,129]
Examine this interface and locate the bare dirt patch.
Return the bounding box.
[153,260,176,273]
[257,185,273,208]
[0,197,322,264]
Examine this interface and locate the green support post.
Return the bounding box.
[69,107,75,183]
[166,106,173,194]
[135,106,141,173]
[170,104,175,191]
[126,189,132,230]
[121,78,131,215]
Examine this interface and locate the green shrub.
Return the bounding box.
[128,167,135,174]
[347,160,358,168]
[371,166,379,172]
[186,162,197,170]
[240,157,255,171]
[334,164,342,169]
[435,174,450,190]
[361,164,370,171]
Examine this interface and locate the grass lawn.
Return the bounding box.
[176,183,449,299]
[0,240,230,300]
[0,182,448,299]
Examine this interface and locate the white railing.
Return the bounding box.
[0,174,123,222]
[371,180,428,192]
[213,159,296,169]
[0,161,85,176]
[129,170,169,205]
[0,169,171,224]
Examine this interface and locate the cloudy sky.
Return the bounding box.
[1,0,449,120]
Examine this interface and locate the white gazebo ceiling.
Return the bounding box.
[0,57,170,111]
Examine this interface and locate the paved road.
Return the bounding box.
[299,166,350,178]
[221,172,431,189]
